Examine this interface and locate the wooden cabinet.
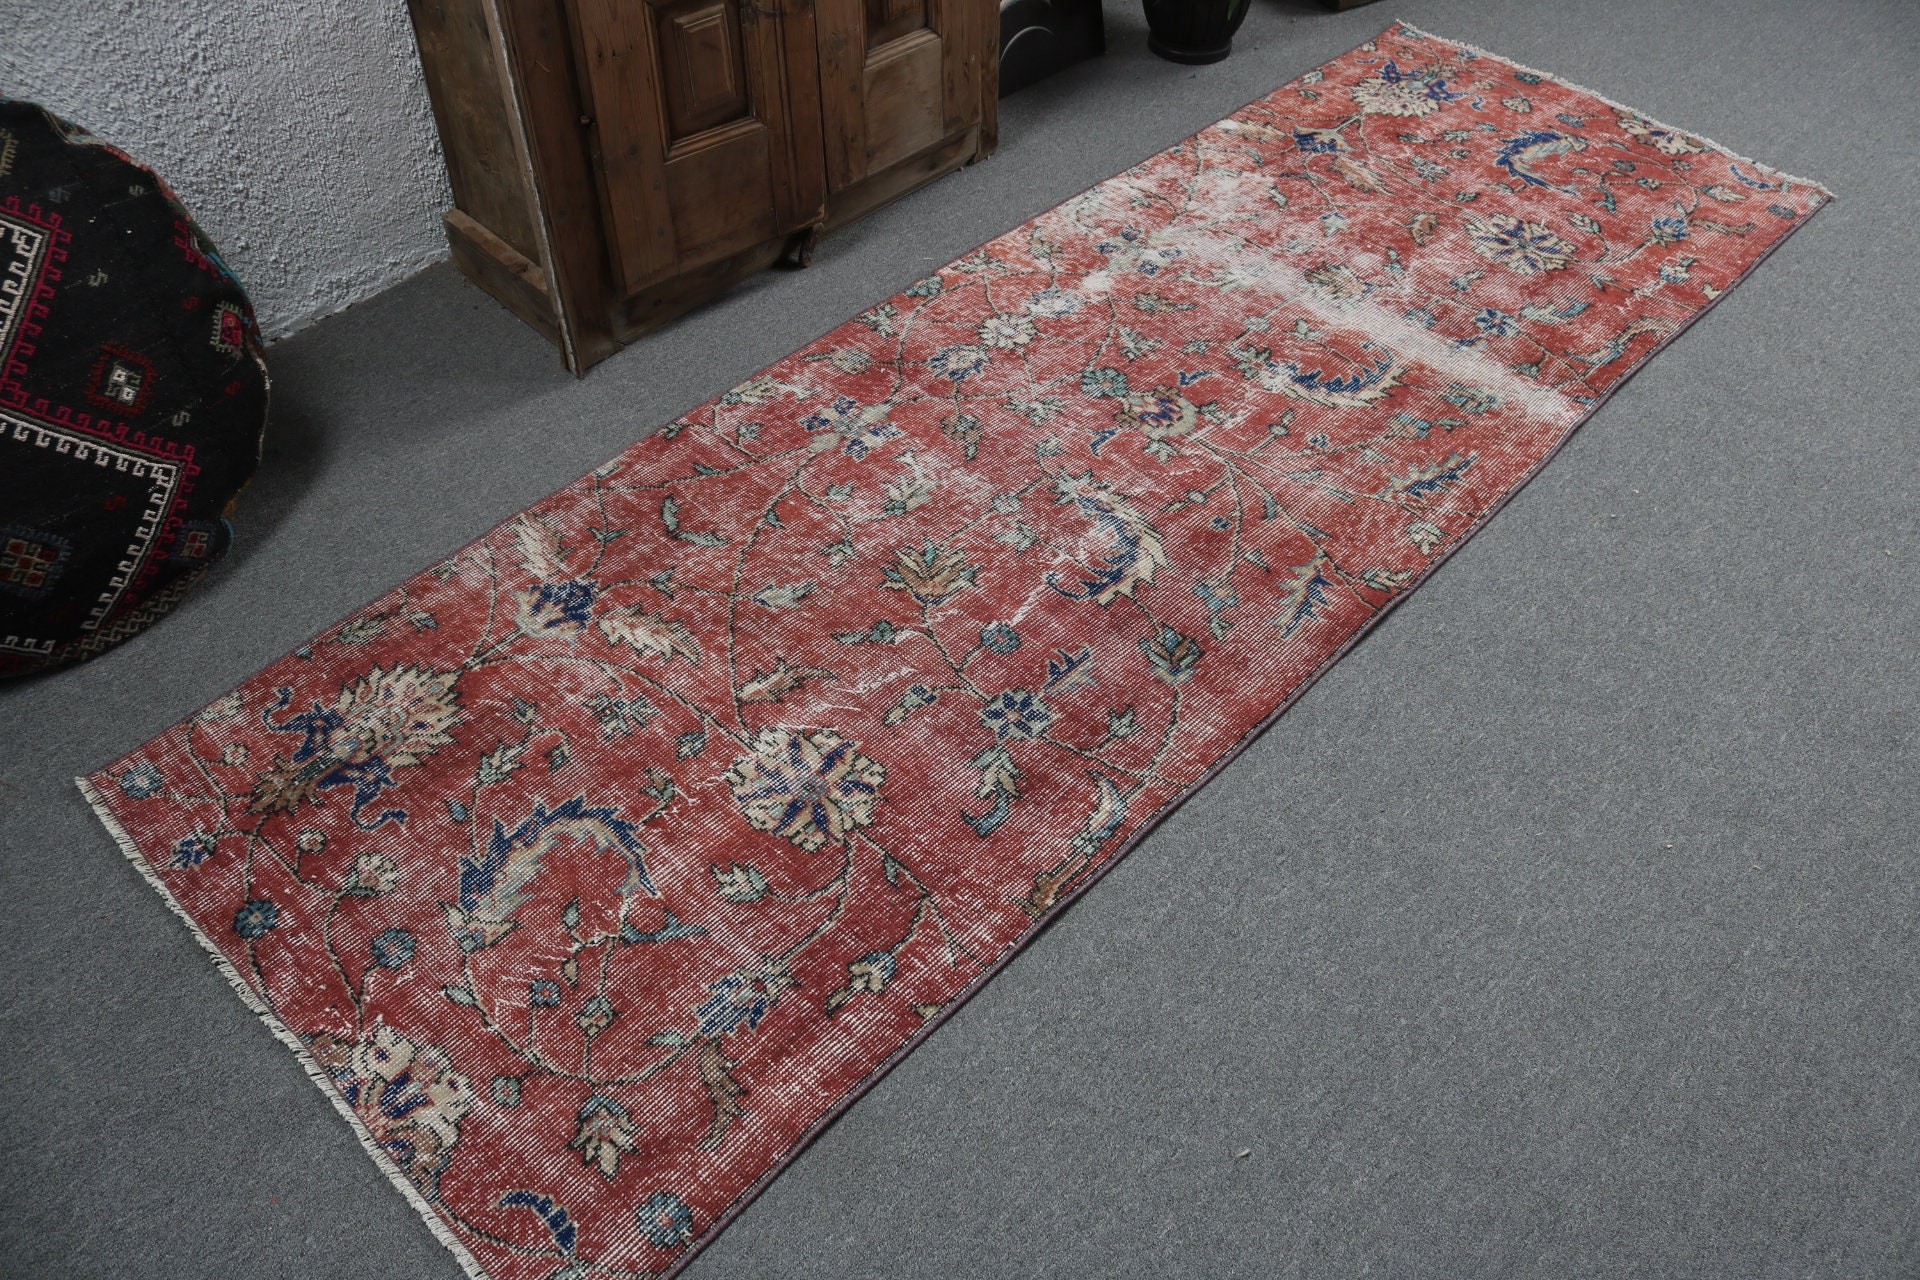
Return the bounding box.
[407,0,997,373]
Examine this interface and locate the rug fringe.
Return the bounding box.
[74,776,495,1280]
[1393,20,1836,199]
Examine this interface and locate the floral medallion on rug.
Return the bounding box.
[82,22,1827,1280]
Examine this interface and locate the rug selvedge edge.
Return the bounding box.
[1392,19,1835,199]
[649,25,1839,1279]
[75,16,1836,1278]
[74,774,495,1280]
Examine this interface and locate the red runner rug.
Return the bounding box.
[82,23,1827,1279]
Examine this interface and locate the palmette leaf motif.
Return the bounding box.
[1047,472,1169,605]
[514,516,571,580]
[712,863,770,903]
[339,665,463,767]
[1142,626,1204,685]
[883,543,976,606]
[752,581,816,610]
[739,660,837,704]
[720,374,802,406]
[1386,452,1476,501]
[1232,343,1407,409]
[597,606,701,663]
[445,796,659,953]
[477,738,527,787]
[1272,556,1338,639]
[568,1096,639,1180]
[250,664,464,822]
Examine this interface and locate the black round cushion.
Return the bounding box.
[0,100,269,677]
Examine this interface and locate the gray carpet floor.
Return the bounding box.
[4,0,1917,1275]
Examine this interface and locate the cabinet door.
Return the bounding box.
[571,0,826,296]
[816,0,986,194]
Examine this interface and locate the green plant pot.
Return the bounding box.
[1142,0,1252,65]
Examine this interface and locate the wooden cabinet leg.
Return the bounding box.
[783,223,825,268]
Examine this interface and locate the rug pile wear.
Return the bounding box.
[81,23,1827,1279]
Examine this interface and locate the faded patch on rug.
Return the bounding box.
[81,22,1827,1280]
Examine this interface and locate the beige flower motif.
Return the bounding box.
[979,313,1037,349]
[1619,113,1705,155]
[1351,73,1443,117]
[727,727,885,852]
[195,691,245,722]
[1118,388,1200,443]
[346,851,400,896]
[309,1026,473,1193]
[1465,213,1575,275]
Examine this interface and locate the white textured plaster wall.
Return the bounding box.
[5,0,453,341]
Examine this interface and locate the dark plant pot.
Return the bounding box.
[1142,0,1251,65]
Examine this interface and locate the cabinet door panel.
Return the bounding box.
[656,0,751,139]
[572,0,825,295]
[861,31,944,173]
[817,0,983,193]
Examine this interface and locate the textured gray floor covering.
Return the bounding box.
[4,0,1917,1275]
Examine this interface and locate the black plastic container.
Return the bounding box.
[1142,0,1251,65]
[999,0,1108,96]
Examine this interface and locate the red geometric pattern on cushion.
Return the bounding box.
[0,527,71,595]
[82,24,1827,1280]
[0,101,269,677]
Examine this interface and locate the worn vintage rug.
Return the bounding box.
[81,23,1827,1280]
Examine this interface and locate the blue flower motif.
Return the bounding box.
[1293,128,1340,154]
[981,687,1054,741]
[979,623,1022,654]
[1474,308,1519,336]
[233,899,280,940]
[529,979,563,1008]
[1651,216,1690,244]
[840,420,899,459]
[119,762,164,799]
[370,927,416,969]
[170,832,217,869]
[802,396,900,459]
[695,971,779,1038]
[927,344,987,382]
[636,1190,696,1249]
[530,579,598,629]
